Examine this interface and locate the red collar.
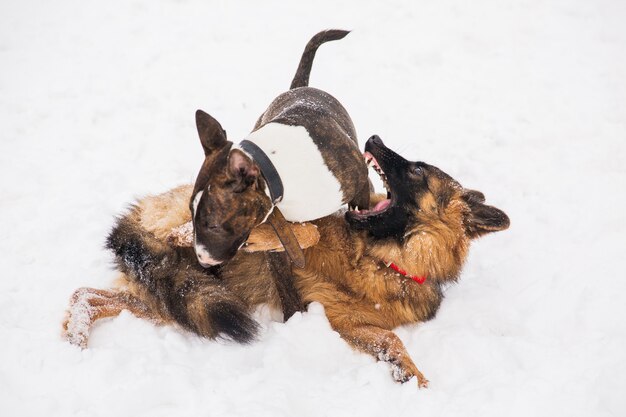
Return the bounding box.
[384,261,426,285]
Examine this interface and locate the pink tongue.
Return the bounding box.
[373,199,391,212]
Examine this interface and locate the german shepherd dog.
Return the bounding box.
[63,136,509,387]
[190,30,370,269]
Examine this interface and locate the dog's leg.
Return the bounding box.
[62,287,157,349]
[331,321,429,388]
[343,324,429,387]
[299,280,428,386]
[266,252,304,320]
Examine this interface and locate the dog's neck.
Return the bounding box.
[238,140,284,205]
[365,229,469,284]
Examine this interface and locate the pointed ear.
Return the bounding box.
[196,109,227,155]
[463,190,510,238]
[462,189,485,204]
[228,149,259,190]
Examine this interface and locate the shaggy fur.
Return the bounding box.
[63,139,509,387]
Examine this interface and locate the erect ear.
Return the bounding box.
[462,190,510,238]
[462,189,485,204]
[196,109,227,155]
[228,149,259,190]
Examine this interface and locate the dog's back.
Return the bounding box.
[245,86,366,221]
[260,29,357,141]
[241,31,368,221]
[256,87,357,143]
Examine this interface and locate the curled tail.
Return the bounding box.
[106,211,258,343]
[290,29,350,90]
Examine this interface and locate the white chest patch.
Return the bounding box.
[244,123,344,222]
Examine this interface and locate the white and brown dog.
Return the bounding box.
[190,30,370,270]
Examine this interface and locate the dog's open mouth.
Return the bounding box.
[350,151,393,218]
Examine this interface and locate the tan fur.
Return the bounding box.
[139,185,193,240]
[64,168,508,388]
[244,222,320,252]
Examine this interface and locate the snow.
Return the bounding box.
[1,0,625,416]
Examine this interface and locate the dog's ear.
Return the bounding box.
[196,110,227,155]
[462,189,485,204]
[228,149,259,191]
[462,190,509,238]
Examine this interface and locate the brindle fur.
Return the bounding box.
[63,141,509,387]
[192,29,369,318]
[191,29,369,266]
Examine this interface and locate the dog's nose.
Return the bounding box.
[368,135,384,146]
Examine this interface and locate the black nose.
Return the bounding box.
[365,135,387,153]
[367,135,386,148]
[368,134,383,144]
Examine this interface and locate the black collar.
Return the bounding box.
[239,140,284,204]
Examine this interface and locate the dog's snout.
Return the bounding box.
[197,254,222,268]
[194,244,223,268]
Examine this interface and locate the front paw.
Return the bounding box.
[412,371,430,388]
[380,352,429,388]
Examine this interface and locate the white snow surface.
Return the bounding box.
[1,1,625,416]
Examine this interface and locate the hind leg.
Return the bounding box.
[62,287,158,349]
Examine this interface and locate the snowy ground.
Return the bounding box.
[1,0,625,416]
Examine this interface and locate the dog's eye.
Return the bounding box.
[410,165,423,177]
[202,221,221,232]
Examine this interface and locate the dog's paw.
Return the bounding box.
[380,351,429,388]
[414,372,430,389]
[390,362,429,388]
[62,288,99,349]
[62,315,89,349]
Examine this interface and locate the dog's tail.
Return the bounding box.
[290,29,350,90]
[106,211,259,343]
